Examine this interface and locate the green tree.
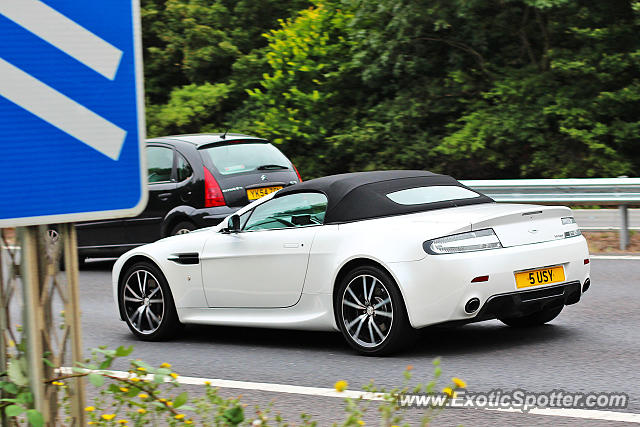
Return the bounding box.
[142,0,309,136]
[234,1,359,176]
[142,0,640,179]
[439,0,640,178]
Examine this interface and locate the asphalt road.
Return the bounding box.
[77,259,639,426]
[572,208,640,230]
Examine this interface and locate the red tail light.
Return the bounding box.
[293,164,303,182]
[204,167,225,207]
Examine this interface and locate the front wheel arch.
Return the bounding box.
[117,255,165,321]
[118,259,181,340]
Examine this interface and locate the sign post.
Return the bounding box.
[0,0,146,423]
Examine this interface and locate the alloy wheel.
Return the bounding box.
[341,274,393,348]
[123,269,165,334]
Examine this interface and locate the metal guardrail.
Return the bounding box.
[461,177,640,250]
[460,177,640,204]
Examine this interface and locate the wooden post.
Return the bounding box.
[61,224,85,426]
[18,224,86,425]
[19,226,48,422]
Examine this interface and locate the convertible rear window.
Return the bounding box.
[199,142,291,175]
[386,186,481,205]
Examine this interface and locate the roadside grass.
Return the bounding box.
[2,345,463,426]
[583,231,640,254]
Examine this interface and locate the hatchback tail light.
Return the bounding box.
[204,167,225,207]
[293,164,303,182]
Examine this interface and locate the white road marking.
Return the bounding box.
[0,0,122,80]
[60,368,640,423]
[0,58,126,160]
[57,367,384,401]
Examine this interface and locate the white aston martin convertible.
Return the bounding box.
[112,170,590,355]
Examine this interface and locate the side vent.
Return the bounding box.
[168,253,199,265]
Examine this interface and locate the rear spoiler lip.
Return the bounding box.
[197,139,270,150]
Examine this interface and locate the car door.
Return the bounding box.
[200,192,328,308]
[75,217,126,250]
[123,144,177,245]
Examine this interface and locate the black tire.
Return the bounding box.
[169,221,196,236]
[499,305,564,328]
[119,261,181,341]
[335,265,415,356]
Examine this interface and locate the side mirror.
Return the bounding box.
[227,214,241,233]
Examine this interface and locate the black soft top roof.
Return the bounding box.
[275,170,493,224]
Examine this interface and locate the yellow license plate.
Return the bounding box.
[246,186,283,200]
[515,266,565,289]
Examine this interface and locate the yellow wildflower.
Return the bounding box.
[166,401,173,406]
[334,380,348,392]
[159,398,167,402]
[130,377,140,382]
[185,421,193,425]
[52,381,64,386]
[137,409,146,414]
[170,373,179,379]
[160,362,171,368]
[175,414,185,420]
[442,387,457,398]
[452,377,467,388]
[101,414,116,421]
[136,367,146,372]
[203,381,211,386]
[357,421,365,426]
[138,393,149,399]
[119,387,129,392]
[84,406,95,412]
[118,421,128,425]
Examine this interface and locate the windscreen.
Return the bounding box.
[199,142,291,175]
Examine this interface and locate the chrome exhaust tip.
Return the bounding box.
[464,297,480,314]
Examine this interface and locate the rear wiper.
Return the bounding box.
[256,164,289,170]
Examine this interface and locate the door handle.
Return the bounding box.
[158,192,172,201]
[283,243,300,248]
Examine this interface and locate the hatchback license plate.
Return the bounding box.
[246,186,283,200]
[515,266,565,289]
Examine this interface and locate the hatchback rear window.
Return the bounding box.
[199,142,291,176]
[386,186,481,205]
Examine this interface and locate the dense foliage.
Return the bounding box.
[142,0,640,179]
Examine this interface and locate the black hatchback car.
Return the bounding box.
[74,133,301,260]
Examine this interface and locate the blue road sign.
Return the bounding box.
[0,0,146,227]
